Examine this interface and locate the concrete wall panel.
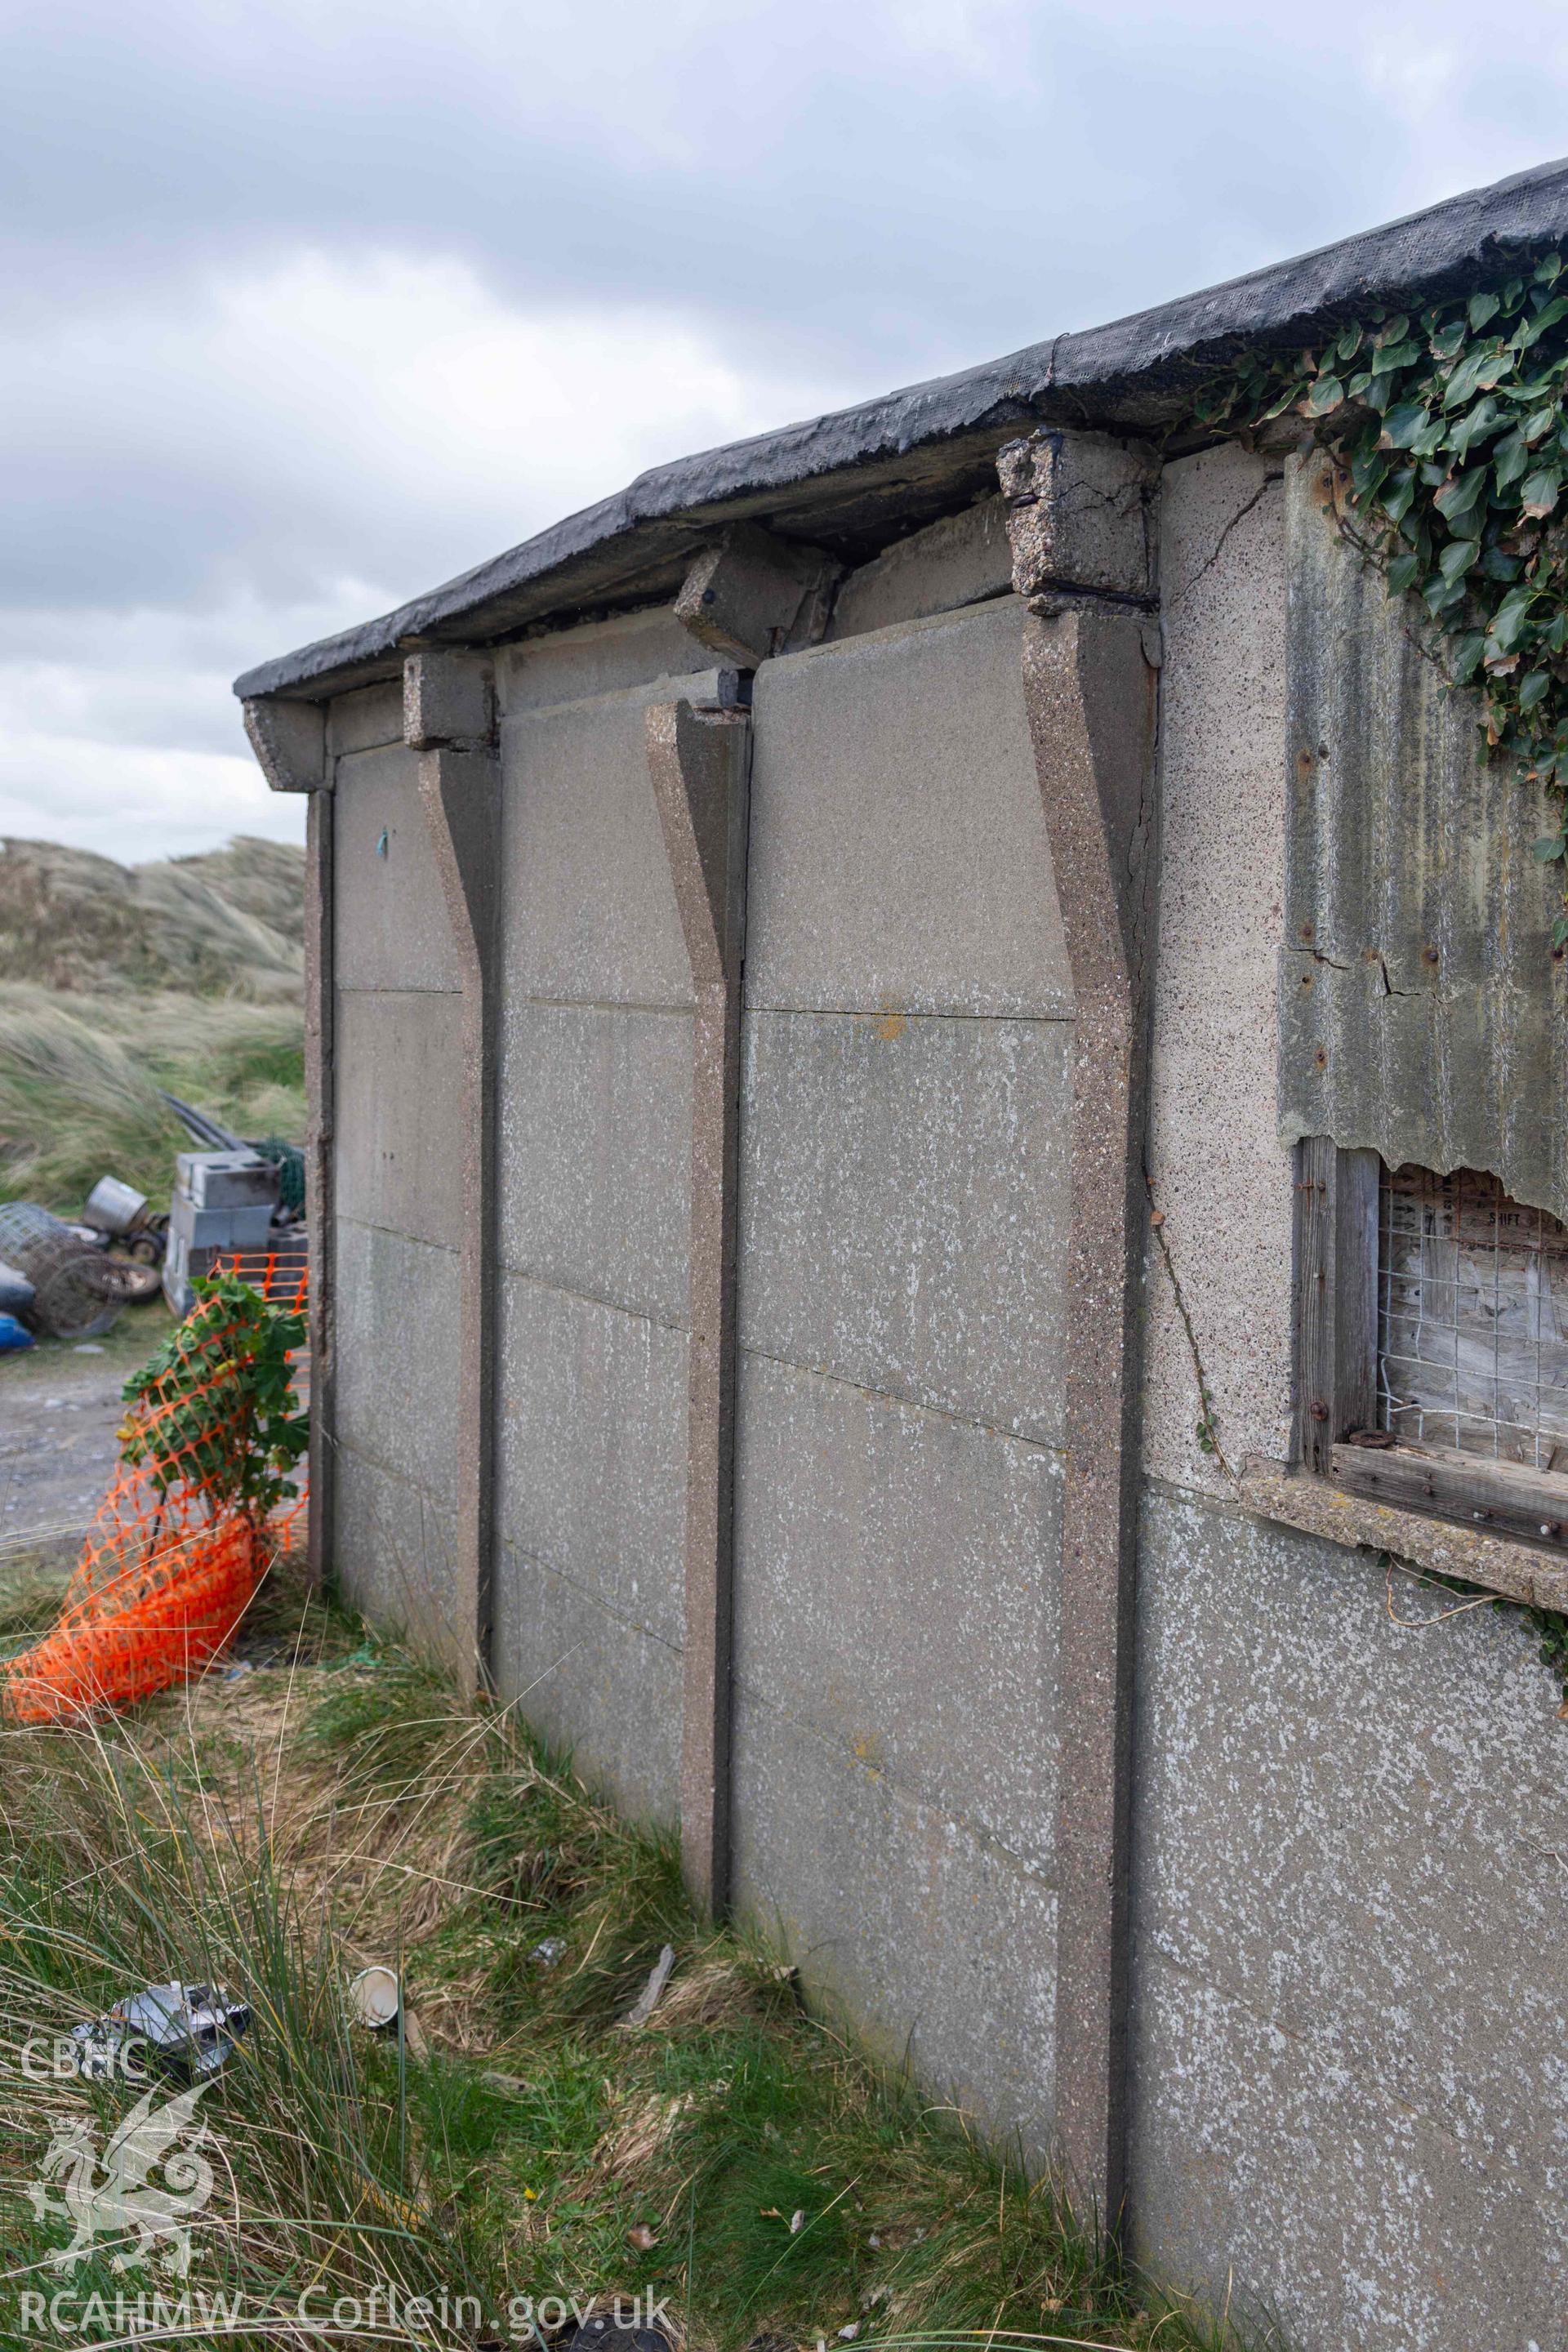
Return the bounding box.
[333,742,461,993]
[501,688,694,1008]
[746,599,1073,1018]
[826,495,1012,641]
[333,1218,461,1511]
[333,1447,443,1645]
[329,682,403,757]
[1130,1485,1568,2350]
[497,1273,686,1650]
[336,989,466,1251]
[731,588,1069,2150]
[491,654,699,1826]
[500,604,719,715]
[732,1685,1057,2152]
[734,1350,1062,1873]
[1143,444,1294,1495]
[498,1000,692,1325]
[738,1009,1071,1442]
[493,1547,683,1824]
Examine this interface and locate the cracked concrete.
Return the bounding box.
[1143,442,1294,1495]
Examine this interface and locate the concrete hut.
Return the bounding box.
[239,158,1568,2352]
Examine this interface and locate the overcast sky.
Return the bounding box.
[5,0,1568,864]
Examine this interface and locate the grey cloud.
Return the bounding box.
[6,0,1568,849]
[2,0,1405,376]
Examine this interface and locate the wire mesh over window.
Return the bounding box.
[1379,1165,1568,1467]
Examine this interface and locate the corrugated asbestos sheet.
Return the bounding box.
[1281,449,1568,1224]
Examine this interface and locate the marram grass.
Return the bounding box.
[0,1569,1281,2351]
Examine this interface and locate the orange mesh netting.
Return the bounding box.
[5,1252,310,1725]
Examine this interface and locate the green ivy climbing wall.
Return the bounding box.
[1196,251,1568,944]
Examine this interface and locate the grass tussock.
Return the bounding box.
[0,1570,1282,2352]
[0,982,304,1214]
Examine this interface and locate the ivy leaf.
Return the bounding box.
[1489,586,1539,654]
[1530,832,1566,859]
[1386,549,1421,595]
[1444,343,1509,406]
[1381,402,1430,449]
[1432,467,1490,526]
[1430,318,1468,363]
[1519,669,1554,712]
[1424,571,1468,617]
[1438,538,1481,583]
[1351,448,1391,501]
[1494,426,1533,487]
[1192,386,1236,428]
[1447,395,1505,460]
[1373,314,1410,349]
[1450,630,1487,683]
[1521,468,1563,519]
[1305,373,1346,416]
[1519,295,1568,349]
[1335,325,1364,363]
[1257,379,1308,423]
[1537,253,1565,285]
[1380,467,1417,523]
[1469,291,1502,332]
[1364,371,1397,412]
[1478,545,1523,581]
[1555,914,1568,950]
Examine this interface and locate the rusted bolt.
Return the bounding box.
[1299,921,1315,942]
[702,589,717,606]
[1423,944,1440,967]
[1296,747,1315,779]
[1311,1401,1330,1423]
[1314,1046,1328,1069]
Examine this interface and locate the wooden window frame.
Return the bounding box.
[1292,1136,1568,1557]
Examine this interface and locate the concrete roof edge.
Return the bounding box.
[235,153,1568,703]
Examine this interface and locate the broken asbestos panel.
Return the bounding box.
[1281,449,1568,1223]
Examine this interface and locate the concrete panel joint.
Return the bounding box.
[645,697,752,1916]
[675,523,840,667]
[408,653,501,1691]
[243,697,328,795]
[240,698,334,1587]
[1004,430,1160,2228]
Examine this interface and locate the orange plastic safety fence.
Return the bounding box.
[4,1254,310,1726]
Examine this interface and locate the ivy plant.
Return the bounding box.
[1195,251,1568,944]
[119,1273,308,1525]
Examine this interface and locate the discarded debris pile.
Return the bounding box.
[3,1257,308,1722]
[160,1096,306,1314]
[0,1198,154,1340]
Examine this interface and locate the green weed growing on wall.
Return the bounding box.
[1196,251,1568,943]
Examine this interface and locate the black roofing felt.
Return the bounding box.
[236,154,1568,702]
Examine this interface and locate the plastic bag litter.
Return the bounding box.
[73,1982,251,2082]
